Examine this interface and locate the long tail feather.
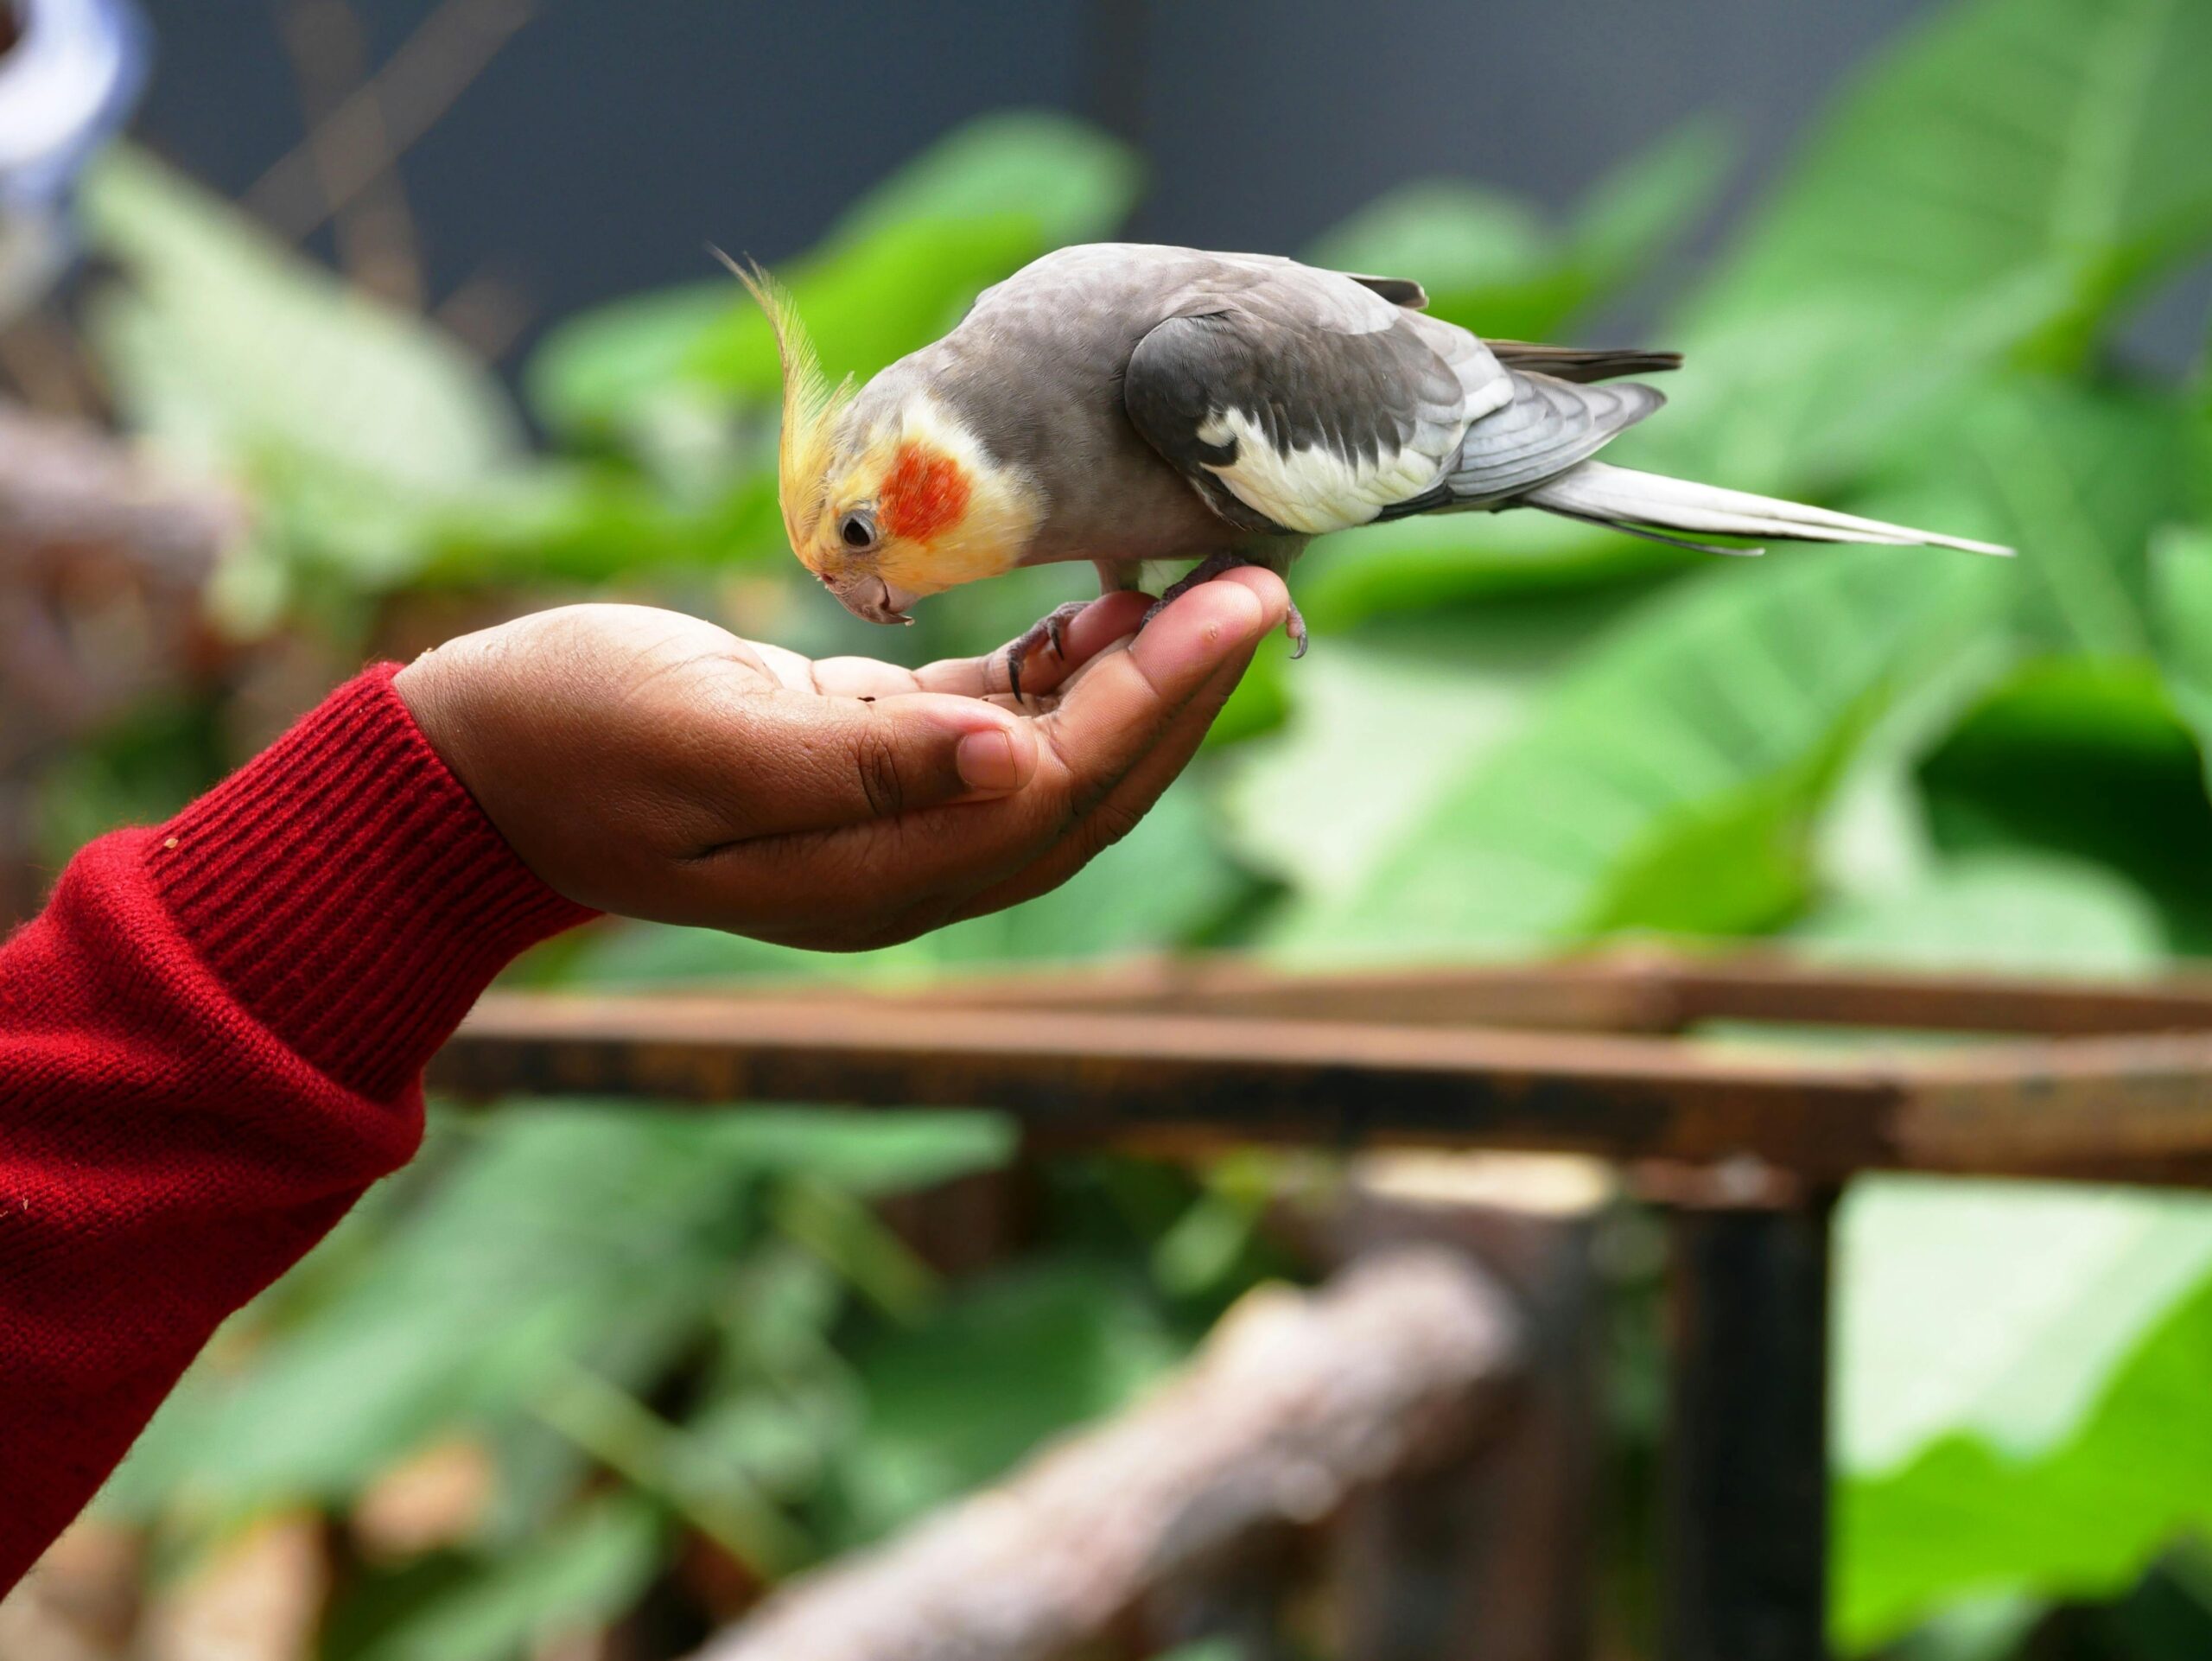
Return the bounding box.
[1486,342,1683,383]
[1520,461,2013,557]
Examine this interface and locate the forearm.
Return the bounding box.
[0,666,591,1592]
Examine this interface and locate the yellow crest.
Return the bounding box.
[721,251,855,563]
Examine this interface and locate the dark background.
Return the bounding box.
[134,0,1940,359]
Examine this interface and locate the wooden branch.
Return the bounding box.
[690,1249,1523,1661]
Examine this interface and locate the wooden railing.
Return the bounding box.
[429,952,2212,1661]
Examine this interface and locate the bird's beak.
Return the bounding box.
[824,571,918,626]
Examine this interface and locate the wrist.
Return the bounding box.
[149,664,595,1099]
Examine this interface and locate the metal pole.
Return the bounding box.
[1662,1189,1837,1661]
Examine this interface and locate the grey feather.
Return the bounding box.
[1521,461,2014,557]
[1122,296,1482,532]
[1341,272,1428,309]
[1443,372,1665,505]
[1487,340,1681,382]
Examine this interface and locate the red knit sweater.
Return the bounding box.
[0,665,593,1594]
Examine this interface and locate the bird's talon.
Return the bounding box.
[1003,601,1091,704]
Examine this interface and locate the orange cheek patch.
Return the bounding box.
[878,443,970,544]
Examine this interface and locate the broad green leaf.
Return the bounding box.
[522,282,741,442]
[1291,488,1690,627]
[418,463,785,584]
[1951,377,2190,657]
[110,1106,1007,1513]
[1271,544,2006,958]
[347,1493,663,1661]
[1620,0,2212,520]
[831,1258,1182,1544]
[1839,1267,2212,1649]
[1221,605,1639,901]
[80,147,521,494]
[1839,1180,2212,1476]
[1920,657,2212,951]
[1796,850,2165,971]
[2151,524,2212,790]
[1808,630,2024,907]
[1814,833,2209,1654]
[1694,0,2212,354]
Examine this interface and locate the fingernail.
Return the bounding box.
[957,728,1023,792]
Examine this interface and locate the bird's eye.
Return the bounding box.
[840,511,877,550]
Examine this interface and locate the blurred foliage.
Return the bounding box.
[33,0,2212,1650]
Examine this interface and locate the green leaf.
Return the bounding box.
[110,1106,1007,1515]
[830,1258,1183,1543]
[1840,1181,2212,1476]
[1796,850,2165,972]
[1920,656,2212,951]
[1816,836,2210,1653]
[346,1493,663,1661]
[1220,608,1630,902]
[1270,544,2006,958]
[1287,510,1687,627]
[1694,0,2212,355]
[79,147,521,496]
[522,283,741,442]
[1839,1258,2212,1650]
[2151,523,2212,788]
[1955,377,2190,657]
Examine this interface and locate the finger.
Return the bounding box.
[950,631,1258,920]
[806,654,930,700]
[1033,567,1287,811]
[681,688,1040,845]
[907,590,1154,700]
[749,640,851,694]
[674,574,1282,939]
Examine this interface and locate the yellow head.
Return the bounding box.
[734,260,1039,626]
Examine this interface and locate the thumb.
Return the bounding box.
[692,689,1040,843]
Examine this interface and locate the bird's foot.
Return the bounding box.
[1003,600,1093,703]
[1143,551,1308,657]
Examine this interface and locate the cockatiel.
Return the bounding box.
[740,244,2009,696]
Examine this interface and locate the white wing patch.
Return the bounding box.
[1195,408,1452,535]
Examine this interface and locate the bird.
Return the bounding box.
[737,243,2011,698]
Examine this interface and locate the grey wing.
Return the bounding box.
[1440,370,1667,507]
[1122,271,1509,537]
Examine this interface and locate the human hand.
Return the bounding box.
[393,571,1287,950]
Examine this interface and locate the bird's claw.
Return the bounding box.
[1004,600,1092,703]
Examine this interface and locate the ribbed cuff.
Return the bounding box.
[148,664,596,1101]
